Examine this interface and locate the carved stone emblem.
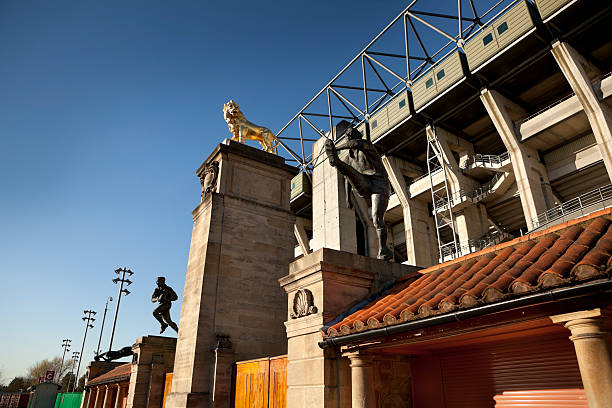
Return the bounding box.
[200,161,219,200]
[290,289,318,319]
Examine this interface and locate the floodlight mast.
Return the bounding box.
[75,309,96,392]
[67,351,80,392]
[95,296,113,357]
[58,338,71,383]
[108,267,134,353]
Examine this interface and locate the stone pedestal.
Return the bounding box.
[166,140,297,408]
[280,248,419,408]
[552,309,612,408]
[125,336,176,408]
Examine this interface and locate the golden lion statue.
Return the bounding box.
[223,100,279,154]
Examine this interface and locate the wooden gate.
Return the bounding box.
[234,355,287,408]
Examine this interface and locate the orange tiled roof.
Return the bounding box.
[325,209,612,337]
[87,363,131,386]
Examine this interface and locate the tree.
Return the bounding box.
[25,356,68,386]
[76,375,86,392]
[5,377,29,392]
[59,372,75,392]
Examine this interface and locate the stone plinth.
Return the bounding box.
[279,248,419,408]
[126,336,176,408]
[166,140,297,408]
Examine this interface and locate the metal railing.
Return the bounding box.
[434,172,505,211]
[463,152,511,169]
[517,92,576,125]
[439,229,510,261]
[413,165,441,183]
[530,184,612,230]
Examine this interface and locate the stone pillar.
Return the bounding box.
[126,336,176,408]
[347,353,375,408]
[166,140,297,408]
[92,388,101,408]
[280,248,419,408]
[551,309,612,408]
[310,137,358,253]
[101,386,110,408]
[82,389,91,408]
[113,386,122,408]
[552,41,612,182]
[480,88,552,227]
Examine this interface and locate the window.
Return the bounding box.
[425,78,434,89]
[371,120,378,129]
[436,69,446,80]
[399,99,406,108]
[497,22,508,35]
[483,33,493,46]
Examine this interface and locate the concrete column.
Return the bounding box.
[480,88,551,226]
[382,155,436,266]
[455,204,489,244]
[347,353,375,408]
[551,309,612,408]
[311,137,358,253]
[552,41,612,182]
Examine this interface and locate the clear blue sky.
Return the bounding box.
[0,0,485,381]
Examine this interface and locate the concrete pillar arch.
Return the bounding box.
[382,155,436,267]
[480,88,551,227]
[552,41,612,182]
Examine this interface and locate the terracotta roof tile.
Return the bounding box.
[325,209,612,338]
[87,363,131,386]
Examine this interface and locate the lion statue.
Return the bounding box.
[223,100,279,154]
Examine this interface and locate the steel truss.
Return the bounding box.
[272,0,521,173]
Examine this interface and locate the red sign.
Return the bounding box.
[45,370,55,382]
[38,376,44,384]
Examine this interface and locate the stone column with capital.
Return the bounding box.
[166,140,297,408]
[347,353,375,408]
[551,308,612,408]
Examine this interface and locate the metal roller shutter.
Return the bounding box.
[412,333,585,408]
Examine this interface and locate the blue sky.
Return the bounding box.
[0,0,496,380]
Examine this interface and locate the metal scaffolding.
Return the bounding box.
[427,126,459,262]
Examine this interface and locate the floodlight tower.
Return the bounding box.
[95,296,113,357]
[75,310,96,391]
[58,338,71,382]
[108,267,134,352]
[67,351,80,392]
